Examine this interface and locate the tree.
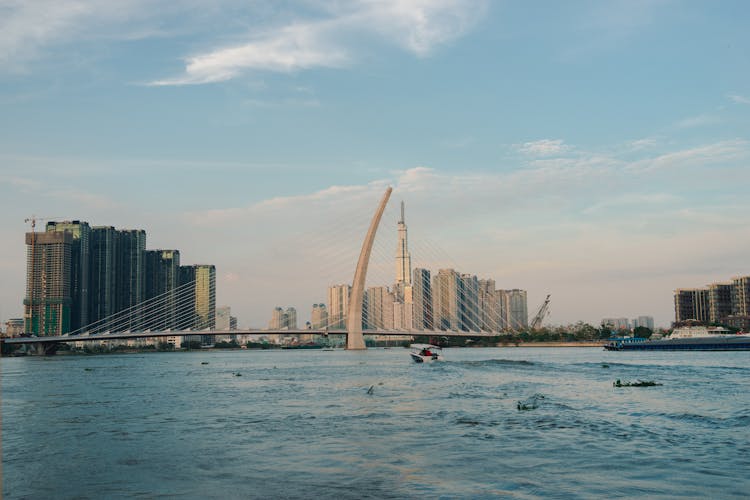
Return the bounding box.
[633,326,653,339]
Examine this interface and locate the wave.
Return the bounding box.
[453,359,536,368]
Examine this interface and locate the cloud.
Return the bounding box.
[582,193,679,215]
[517,139,569,157]
[628,137,658,150]
[674,114,720,129]
[627,139,748,173]
[728,93,750,105]
[0,0,169,72]
[151,0,487,85]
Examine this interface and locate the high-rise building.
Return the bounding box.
[4,318,25,337]
[412,268,432,330]
[269,307,286,329]
[194,264,216,331]
[506,289,528,329]
[311,303,328,329]
[24,231,72,335]
[176,265,197,331]
[493,289,509,330]
[327,284,350,329]
[602,318,630,330]
[459,274,479,332]
[115,229,146,326]
[708,282,733,324]
[674,288,709,323]
[46,221,90,331]
[391,202,414,330]
[731,276,750,317]
[216,306,231,330]
[632,316,655,330]
[478,279,499,332]
[432,269,460,331]
[395,201,412,289]
[268,306,297,329]
[285,307,298,330]
[144,250,180,330]
[89,226,117,325]
[365,286,394,329]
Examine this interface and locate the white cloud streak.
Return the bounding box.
[517,139,570,157]
[151,0,487,85]
[728,93,750,105]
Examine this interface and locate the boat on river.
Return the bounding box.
[409,344,444,363]
[605,326,750,351]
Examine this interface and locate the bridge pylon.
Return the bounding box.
[346,187,392,349]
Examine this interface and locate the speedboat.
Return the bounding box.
[409,344,444,363]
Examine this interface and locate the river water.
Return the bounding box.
[2,347,749,499]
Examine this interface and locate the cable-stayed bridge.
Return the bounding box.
[5,186,531,354]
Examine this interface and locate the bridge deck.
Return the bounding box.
[2,329,510,344]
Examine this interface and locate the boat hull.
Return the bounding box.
[410,352,443,363]
[605,337,750,351]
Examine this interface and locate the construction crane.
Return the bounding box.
[530,294,551,330]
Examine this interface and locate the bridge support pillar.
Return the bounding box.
[346,187,392,350]
[28,343,59,356]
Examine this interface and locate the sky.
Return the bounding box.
[1,0,749,329]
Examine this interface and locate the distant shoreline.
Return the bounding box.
[500,342,607,348]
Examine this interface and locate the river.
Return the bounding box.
[2,347,749,499]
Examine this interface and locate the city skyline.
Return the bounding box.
[2,2,749,329]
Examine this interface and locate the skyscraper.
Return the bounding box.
[674,288,709,323]
[177,265,196,331]
[432,269,460,331]
[365,286,394,329]
[24,231,72,336]
[115,229,146,326]
[731,276,750,317]
[393,202,414,329]
[311,303,328,329]
[459,274,479,332]
[412,268,433,330]
[89,226,117,325]
[478,278,499,332]
[46,220,90,331]
[285,307,298,329]
[708,282,733,324]
[327,284,350,329]
[395,201,412,289]
[269,307,286,329]
[493,289,509,330]
[506,289,528,329]
[144,249,180,330]
[194,264,216,331]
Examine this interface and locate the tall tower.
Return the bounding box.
[46,221,90,331]
[392,201,414,330]
[395,201,412,289]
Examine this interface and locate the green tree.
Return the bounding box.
[633,326,653,339]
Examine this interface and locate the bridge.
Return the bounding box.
[4,186,529,355]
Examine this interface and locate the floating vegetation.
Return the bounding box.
[234,372,242,377]
[601,364,610,368]
[517,394,545,411]
[613,379,662,387]
[84,368,93,372]
[201,362,209,365]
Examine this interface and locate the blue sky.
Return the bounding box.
[1,0,749,328]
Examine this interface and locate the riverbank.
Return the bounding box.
[500,341,607,348]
